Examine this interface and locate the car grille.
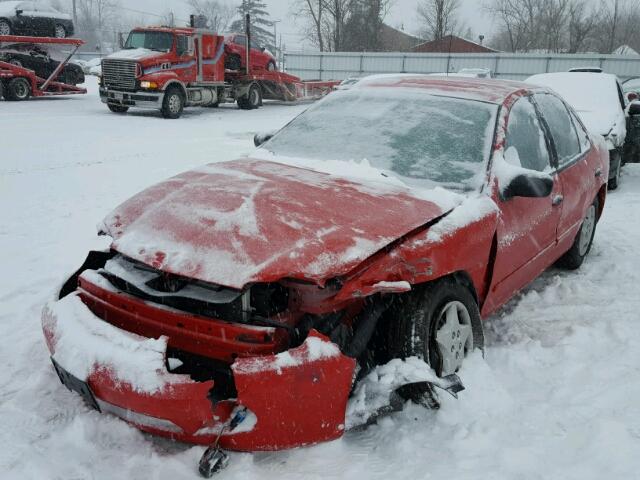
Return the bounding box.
[102,59,137,90]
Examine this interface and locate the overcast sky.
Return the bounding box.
[121,0,496,50]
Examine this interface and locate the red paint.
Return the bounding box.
[224,33,276,71]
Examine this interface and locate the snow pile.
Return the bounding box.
[43,294,189,393]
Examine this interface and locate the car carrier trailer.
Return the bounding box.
[99,16,339,119]
[0,35,86,101]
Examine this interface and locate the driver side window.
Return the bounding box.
[505,97,552,172]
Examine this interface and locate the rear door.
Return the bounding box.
[533,93,598,248]
[484,96,564,314]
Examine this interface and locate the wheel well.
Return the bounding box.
[164,82,186,99]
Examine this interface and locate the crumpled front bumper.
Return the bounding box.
[42,294,356,451]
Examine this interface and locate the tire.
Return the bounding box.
[237,83,261,110]
[161,86,184,119]
[0,19,11,36]
[556,197,599,270]
[0,80,4,100]
[54,24,67,38]
[386,277,483,403]
[8,58,23,68]
[5,77,31,101]
[266,60,276,71]
[107,103,129,113]
[608,150,621,190]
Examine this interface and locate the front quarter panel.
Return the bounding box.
[336,196,499,305]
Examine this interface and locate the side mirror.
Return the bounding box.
[260,46,266,52]
[503,173,553,199]
[254,131,276,147]
[627,92,639,103]
[15,9,23,15]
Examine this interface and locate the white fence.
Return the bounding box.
[283,51,640,82]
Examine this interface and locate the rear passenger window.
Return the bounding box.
[534,94,581,167]
[505,97,551,172]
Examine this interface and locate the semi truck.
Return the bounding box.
[99,18,337,119]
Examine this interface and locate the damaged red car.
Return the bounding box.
[42,75,609,454]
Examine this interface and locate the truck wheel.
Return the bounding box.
[5,77,31,101]
[161,86,184,119]
[386,277,483,403]
[237,84,261,110]
[108,103,129,113]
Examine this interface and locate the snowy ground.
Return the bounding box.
[2,78,640,479]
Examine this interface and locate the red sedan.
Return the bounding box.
[224,33,276,71]
[42,76,608,453]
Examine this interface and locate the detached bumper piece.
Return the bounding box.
[42,293,356,451]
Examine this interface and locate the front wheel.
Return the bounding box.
[556,197,599,270]
[161,87,184,119]
[5,77,31,101]
[107,103,129,113]
[386,278,483,403]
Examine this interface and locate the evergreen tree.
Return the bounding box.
[229,0,275,50]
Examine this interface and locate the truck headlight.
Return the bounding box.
[140,81,158,89]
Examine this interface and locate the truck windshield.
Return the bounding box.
[124,31,173,52]
[262,88,498,192]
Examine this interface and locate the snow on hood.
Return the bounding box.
[106,48,162,61]
[101,159,462,289]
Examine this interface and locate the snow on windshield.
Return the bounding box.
[261,88,498,191]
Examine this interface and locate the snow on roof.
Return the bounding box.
[357,74,529,104]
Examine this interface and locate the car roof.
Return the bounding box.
[355,74,532,104]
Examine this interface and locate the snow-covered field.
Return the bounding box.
[2,78,640,479]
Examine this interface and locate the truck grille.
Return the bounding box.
[102,59,137,90]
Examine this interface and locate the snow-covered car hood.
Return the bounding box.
[106,48,164,61]
[101,159,460,289]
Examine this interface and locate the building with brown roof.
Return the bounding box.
[412,35,498,53]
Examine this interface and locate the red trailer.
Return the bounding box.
[99,25,339,119]
[0,35,86,101]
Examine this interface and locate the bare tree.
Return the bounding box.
[417,0,461,41]
[187,0,234,33]
[292,0,325,51]
[567,0,597,53]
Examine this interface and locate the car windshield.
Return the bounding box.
[124,31,173,52]
[262,88,498,191]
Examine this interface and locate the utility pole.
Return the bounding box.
[272,19,280,61]
[72,0,77,26]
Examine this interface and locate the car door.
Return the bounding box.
[533,93,599,250]
[483,96,563,315]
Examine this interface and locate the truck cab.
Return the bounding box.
[99,27,226,118]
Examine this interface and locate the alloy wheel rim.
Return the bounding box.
[579,205,596,256]
[55,25,65,38]
[15,80,28,98]
[435,301,473,377]
[0,22,9,35]
[168,94,181,114]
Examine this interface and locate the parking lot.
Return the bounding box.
[2,78,640,479]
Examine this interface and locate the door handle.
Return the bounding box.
[594,168,602,178]
[552,195,564,206]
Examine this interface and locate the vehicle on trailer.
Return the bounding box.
[43,76,608,467]
[0,35,86,101]
[98,26,335,118]
[527,71,637,188]
[0,42,84,85]
[224,33,276,71]
[0,1,73,38]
